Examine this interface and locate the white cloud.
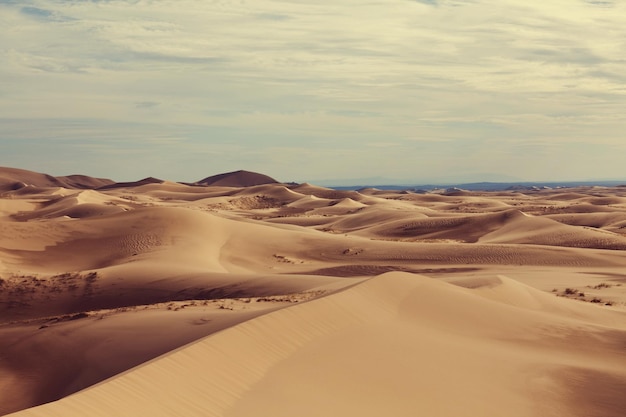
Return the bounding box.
[1,0,626,181]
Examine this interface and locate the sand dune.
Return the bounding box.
[9,190,131,221]
[7,272,626,417]
[0,299,289,414]
[195,170,279,187]
[289,182,366,201]
[2,167,626,416]
[546,212,626,228]
[0,167,113,190]
[96,177,164,190]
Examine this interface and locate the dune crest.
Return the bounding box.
[2,167,626,416]
[195,170,279,187]
[8,272,626,417]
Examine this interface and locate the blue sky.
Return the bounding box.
[1,0,625,184]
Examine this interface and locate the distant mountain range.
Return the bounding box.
[1,166,624,193]
[330,180,626,192]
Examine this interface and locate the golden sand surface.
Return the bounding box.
[1,167,625,416]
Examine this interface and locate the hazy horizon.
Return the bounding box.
[2,1,625,182]
[4,164,626,188]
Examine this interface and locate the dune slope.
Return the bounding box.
[2,168,626,416]
[7,272,626,417]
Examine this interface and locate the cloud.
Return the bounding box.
[585,0,614,7]
[1,0,626,182]
[20,6,53,18]
[135,101,160,109]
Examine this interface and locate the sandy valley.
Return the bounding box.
[1,166,625,416]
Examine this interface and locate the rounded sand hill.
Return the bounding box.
[195,170,279,187]
[1,167,626,417]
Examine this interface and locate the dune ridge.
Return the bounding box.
[1,166,626,416]
[194,170,279,187]
[7,272,626,417]
[0,167,114,191]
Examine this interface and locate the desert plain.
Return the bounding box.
[1,166,626,417]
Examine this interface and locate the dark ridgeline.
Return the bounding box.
[194,170,279,187]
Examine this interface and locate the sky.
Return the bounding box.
[1,0,626,184]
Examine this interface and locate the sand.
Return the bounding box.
[1,167,625,416]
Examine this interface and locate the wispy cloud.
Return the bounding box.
[1,0,625,181]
